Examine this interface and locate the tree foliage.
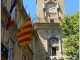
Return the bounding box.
[60,11,79,60]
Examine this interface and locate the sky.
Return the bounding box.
[23,0,79,21]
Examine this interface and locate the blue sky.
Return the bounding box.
[64,0,79,15]
[23,0,79,19]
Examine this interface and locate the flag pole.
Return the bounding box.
[1,16,21,60]
[7,5,30,59]
[2,3,29,60]
[7,16,21,60]
[2,4,29,49]
[24,5,28,9]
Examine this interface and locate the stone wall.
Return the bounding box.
[1,0,33,60]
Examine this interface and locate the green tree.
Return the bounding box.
[60,11,79,60]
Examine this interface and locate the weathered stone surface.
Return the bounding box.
[32,0,66,60]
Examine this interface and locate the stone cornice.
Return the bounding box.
[33,23,61,28]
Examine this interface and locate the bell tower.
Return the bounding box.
[36,0,65,23]
[34,0,65,60]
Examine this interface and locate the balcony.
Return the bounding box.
[50,56,64,60]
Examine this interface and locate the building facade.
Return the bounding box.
[1,0,35,60]
[1,0,66,60]
[33,0,66,60]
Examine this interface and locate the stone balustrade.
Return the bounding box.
[50,56,64,60]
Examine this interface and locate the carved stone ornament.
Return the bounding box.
[51,29,56,36]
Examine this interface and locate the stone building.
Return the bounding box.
[33,0,66,60]
[1,0,36,60]
[1,0,66,60]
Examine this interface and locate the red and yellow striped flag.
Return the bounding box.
[16,15,32,46]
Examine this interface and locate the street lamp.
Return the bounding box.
[72,56,76,60]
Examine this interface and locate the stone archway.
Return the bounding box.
[48,37,59,56]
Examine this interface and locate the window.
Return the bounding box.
[52,47,56,56]
[22,55,26,60]
[49,38,59,56]
[43,8,45,12]
[1,43,8,59]
[50,19,54,23]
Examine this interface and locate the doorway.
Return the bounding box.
[52,47,56,56]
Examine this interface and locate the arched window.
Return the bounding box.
[50,19,54,23]
[49,38,59,56]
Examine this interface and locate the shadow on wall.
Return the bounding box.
[34,29,50,60]
[35,37,49,60]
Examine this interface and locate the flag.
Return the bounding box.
[6,0,17,30]
[16,15,32,46]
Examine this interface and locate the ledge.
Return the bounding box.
[50,56,64,60]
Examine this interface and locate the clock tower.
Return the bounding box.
[33,0,66,60]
